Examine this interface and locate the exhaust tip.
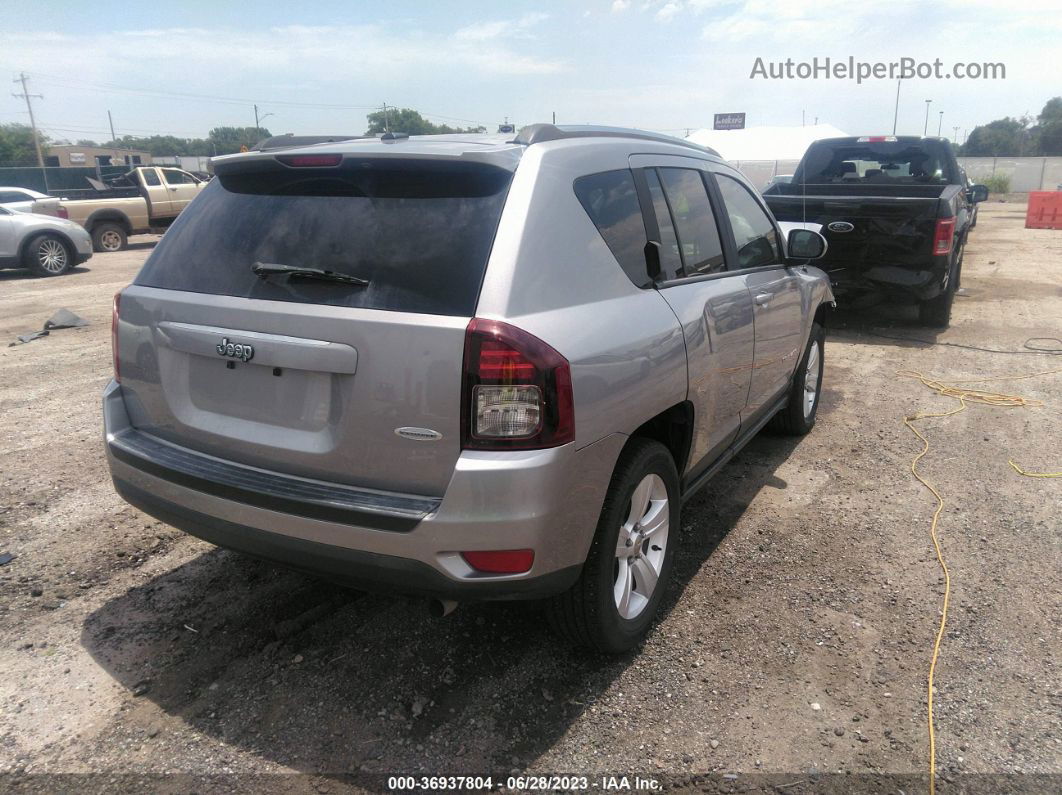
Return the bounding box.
[428,598,459,618]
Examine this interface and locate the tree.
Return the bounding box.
[1037,96,1062,156]
[208,126,271,154]
[961,117,1038,156]
[76,139,99,147]
[364,108,484,136]
[0,123,49,166]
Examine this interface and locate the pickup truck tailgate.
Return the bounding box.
[765,193,940,273]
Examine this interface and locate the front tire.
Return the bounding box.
[91,222,127,252]
[23,234,72,277]
[547,439,680,653]
[769,322,824,435]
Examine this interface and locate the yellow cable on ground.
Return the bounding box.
[897,367,1062,795]
[1008,460,1062,478]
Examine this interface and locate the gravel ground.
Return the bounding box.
[0,204,1060,794]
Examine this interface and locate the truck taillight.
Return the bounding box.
[111,290,122,382]
[461,318,574,450]
[57,206,69,219]
[933,217,956,255]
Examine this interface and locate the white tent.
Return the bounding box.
[685,123,850,162]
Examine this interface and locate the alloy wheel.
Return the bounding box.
[613,473,669,620]
[37,238,68,273]
[803,340,821,419]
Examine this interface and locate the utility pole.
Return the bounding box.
[380,102,391,133]
[552,111,556,125]
[107,110,118,162]
[892,79,901,135]
[953,125,959,142]
[923,99,932,136]
[12,72,45,167]
[937,110,943,136]
[802,109,805,127]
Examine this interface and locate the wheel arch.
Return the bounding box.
[18,229,79,263]
[627,401,694,477]
[84,209,133,234]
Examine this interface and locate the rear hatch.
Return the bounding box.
[115,153,514,497]
[764,184,943,273]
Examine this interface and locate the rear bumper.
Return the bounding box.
[825,255,951,301]
[103,380,624,600]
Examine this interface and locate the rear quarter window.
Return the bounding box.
[573,169,650,288]
[134,159,513,316]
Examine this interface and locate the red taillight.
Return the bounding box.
[933,217,956,255]
[111,290,122,382]
[276,154,343,167]
[57,206,69,219]
[461,549,535,574]
[461,318,574,450]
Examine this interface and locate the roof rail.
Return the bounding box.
[512,124,720,157]
[252,134,367,152]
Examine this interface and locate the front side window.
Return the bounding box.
[715,174,780,269]
[657,168,725,276]
[573,170,650,288]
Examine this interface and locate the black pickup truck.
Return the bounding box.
[763,136,988,327]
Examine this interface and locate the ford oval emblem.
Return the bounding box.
[394,427,443,442]
[827,221,855,233]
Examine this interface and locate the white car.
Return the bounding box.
[0,205,93,276]
[0,186,62,217]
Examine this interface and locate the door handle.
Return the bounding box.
[754,292,772,307]
[169,187,178,191]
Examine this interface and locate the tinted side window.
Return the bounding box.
[0,191,25,203]
[141,169,161,186]
[573,170,650,288]
[643,169,683,278]
[716,174,780,269]
[658,168,725,276]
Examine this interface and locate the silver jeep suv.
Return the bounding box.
[105,124,833,652]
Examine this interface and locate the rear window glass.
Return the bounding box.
[573,169,649,288]
[797,141,951,185]
[135,159,513,316]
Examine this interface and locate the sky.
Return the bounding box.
[2,0,1058,147]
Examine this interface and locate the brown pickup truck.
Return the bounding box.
[60,166,207,251]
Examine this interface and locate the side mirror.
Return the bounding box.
[787,228,827,260]
[968,184,989,203]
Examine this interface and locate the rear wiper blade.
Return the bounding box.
[252,262,369,286]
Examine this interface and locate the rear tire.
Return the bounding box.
[769,322,824,436]
[91,222,127,252]
[547,439,679,653]
[23,234,73,277]
[918,244,962,328]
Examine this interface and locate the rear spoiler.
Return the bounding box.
[252,134,368,152]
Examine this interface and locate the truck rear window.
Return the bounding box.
[796,142,950,185]
[134,159,512,316]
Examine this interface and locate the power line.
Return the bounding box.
[25,72,491,128]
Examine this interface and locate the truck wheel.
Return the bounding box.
[23,234,73,277]
[92,223,127,252]
[769,322,824,435]
[547,439,679,653]
[918,249,961,328]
